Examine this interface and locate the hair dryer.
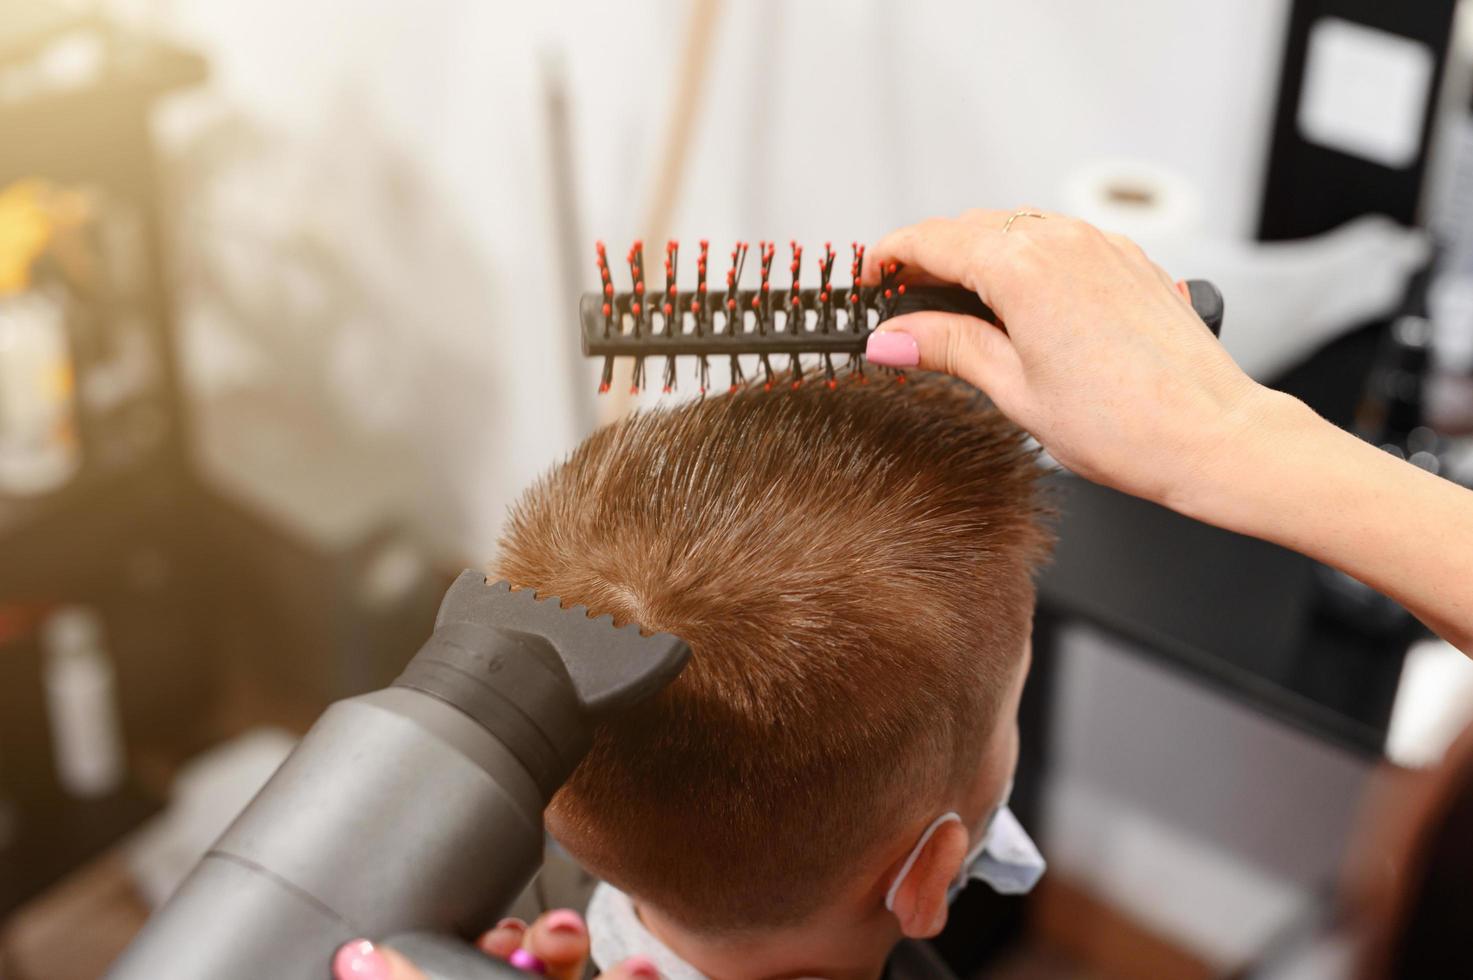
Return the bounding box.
[107,571,690,979]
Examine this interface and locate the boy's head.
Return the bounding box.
[494,373,1051,940]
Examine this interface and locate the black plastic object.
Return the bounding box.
[107,573,690,980]
[580,280,1224,360]
[394,575,690,797]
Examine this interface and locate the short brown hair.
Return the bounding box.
[493,372,1051,934]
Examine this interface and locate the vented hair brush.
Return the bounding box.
[581,240,1224,394]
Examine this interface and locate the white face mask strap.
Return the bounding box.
[884,812,962,913]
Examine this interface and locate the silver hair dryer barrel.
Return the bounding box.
[108,572,690,979]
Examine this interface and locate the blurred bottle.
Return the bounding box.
[0,180,81,496]
[41,607,125,798]
[0,289,79,495]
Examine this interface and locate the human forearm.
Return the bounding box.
[1181,388,1473,654]
[864,209,1473,653]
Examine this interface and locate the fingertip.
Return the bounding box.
[476,919,526,959]
[332,940,426,980]
[872,310,1022,401]
[526,908,590,978]
[541,909,586,937]
[334,939,388,980]
[865,329,920,369]
[605,954,661,979]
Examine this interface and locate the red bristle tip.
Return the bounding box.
[633,239,643,250]
[601,268,610,281]
[635,282,644,294]
[700,239,709,248]
[791,295,800,305]
[791,380,801,390]
[601,303,611,316]
[820,291,829,302]
[898,284,907,295]
[662,303,672,316]
[632,303,641,315]
[896,373,907,383]
[690,300,700,312]
[604,284,614,296]
[699,386,707,394]
[884,289,893,299]
[826,379,837,390]
[763,382,773,391]
[630,385,640,395]
[662,385,672,394]
[598,382,610,394]
[729,384,739,393]
[887,262,897,273]
[762,282,770,291]
[849,293,858,303]
[751,296,760,308]
[727,299,736,310]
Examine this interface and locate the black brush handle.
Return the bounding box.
[581,280,1223,359]
[892,282,1224,337]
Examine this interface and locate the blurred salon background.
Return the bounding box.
[2,1,1473,977]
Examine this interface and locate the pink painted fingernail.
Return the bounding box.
[509,947,548,974]
[544,909,585,935]
[495,917,526,931]
[333,939,392,980]
[866,331,919,367]
[624,954,660,978]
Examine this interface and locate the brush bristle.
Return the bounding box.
[588,238,923,395]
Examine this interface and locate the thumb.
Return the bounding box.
[865,311,1022,400]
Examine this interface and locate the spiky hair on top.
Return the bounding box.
[493,370,1053,934]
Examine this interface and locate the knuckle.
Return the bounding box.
[1105,231,1147,259]
[1054,216,1097,244]
[992,240,1037,279]
[918,216,952,240]
[966,241,1002,288]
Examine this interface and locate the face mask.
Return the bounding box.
[883,780,1046,913]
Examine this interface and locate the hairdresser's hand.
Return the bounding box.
[866,208,1473,655]
[863,208,1274,510]
[332,910,657,980]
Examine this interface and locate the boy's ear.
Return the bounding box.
[887,820,969,939]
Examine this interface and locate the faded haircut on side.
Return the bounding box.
[493,372,1052,935]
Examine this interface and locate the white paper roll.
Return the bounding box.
[1061,159,1205,242]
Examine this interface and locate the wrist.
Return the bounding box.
[1164,385,1323,535]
